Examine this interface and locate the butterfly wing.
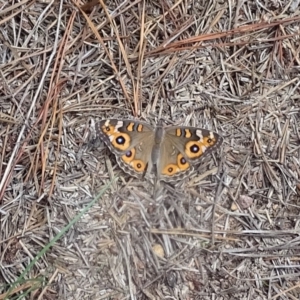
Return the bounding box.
[98,119,155,178]
[158,126,223,182]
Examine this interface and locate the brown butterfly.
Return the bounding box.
[97,119,222,182]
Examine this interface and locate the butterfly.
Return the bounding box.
[97,119,223,182]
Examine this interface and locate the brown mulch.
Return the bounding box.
[1,0,300,299]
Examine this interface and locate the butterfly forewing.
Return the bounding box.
[165,126,223,162]
[98,119,155,178]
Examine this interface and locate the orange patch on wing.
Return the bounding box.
[185,141,204,158]
[111,133,131,151]
[121,148,146,173]
[204,136,215,146]
[162,153,191,176]
[176,128,181,137]
[126,122,135,132]
[137,124,143,132]
[121,148,136,163]
[162,164,180,176]
[185,136,217,158]
[184,129,192,138]
[177,153,189,170]
[101,123,114,135]
[101,124,131,151]
[131,159,146,172]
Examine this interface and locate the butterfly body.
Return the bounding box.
[97,119,222,182]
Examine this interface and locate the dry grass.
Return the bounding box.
[1,0,300,299]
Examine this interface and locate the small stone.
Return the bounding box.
[237,195,253,209]
[152,244,164,258]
